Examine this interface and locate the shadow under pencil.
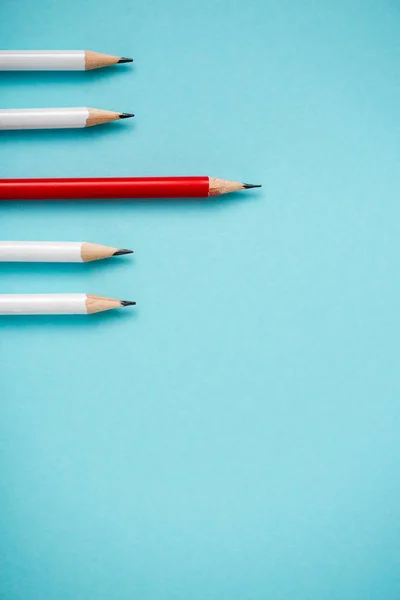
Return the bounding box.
[0,257,134,278]
[0,65,134,87]
[0,120,135,143]
[0,190,263,216]
[0,308,137,329]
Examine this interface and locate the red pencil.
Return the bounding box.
[0,177,261,200]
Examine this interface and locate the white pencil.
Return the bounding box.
[0,108,134,130]
[0,242,133,262]
[0,294,136,315]
[0,50,133,71]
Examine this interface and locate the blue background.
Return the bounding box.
[1,1,400,598]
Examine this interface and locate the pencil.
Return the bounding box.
[0,294,136,315]
[0,177,262,200]
[0,108,134,130]
[0,50,133,71]
[0,242,134,262]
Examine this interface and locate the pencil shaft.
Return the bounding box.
[0,50,85,70]
[0,241,83,262]
[0,108,89,130]
[0,177,210,199]
[0,294,88,314]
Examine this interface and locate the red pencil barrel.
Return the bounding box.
[0,177,210,200]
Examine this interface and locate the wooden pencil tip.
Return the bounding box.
[119,113,135,119]
[243,183,262,189]
[113,248,134,256]
[121,300,136,307]
[118,57,133,63]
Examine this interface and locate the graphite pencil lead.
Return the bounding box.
[243,183,262,189]
[121,300,136,307]
[119,113,135,119]
[118,57,133,63]
[113,248,134,256]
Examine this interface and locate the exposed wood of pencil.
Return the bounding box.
[84,51,131,70]
[86,108,123,127]
[85,294,136,314]
[81,243,132,262]
[208,178,261,196]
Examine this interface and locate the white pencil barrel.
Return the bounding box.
[0,108,89,130]
[0,242,83,262]
[0,50,85,71]
[0,294,88,315]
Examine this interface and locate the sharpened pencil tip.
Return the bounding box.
[118,57,133,63]
[119,113,135,119]
[121,300,136,307]
[113,248,134,256]
[243,183,262,189]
